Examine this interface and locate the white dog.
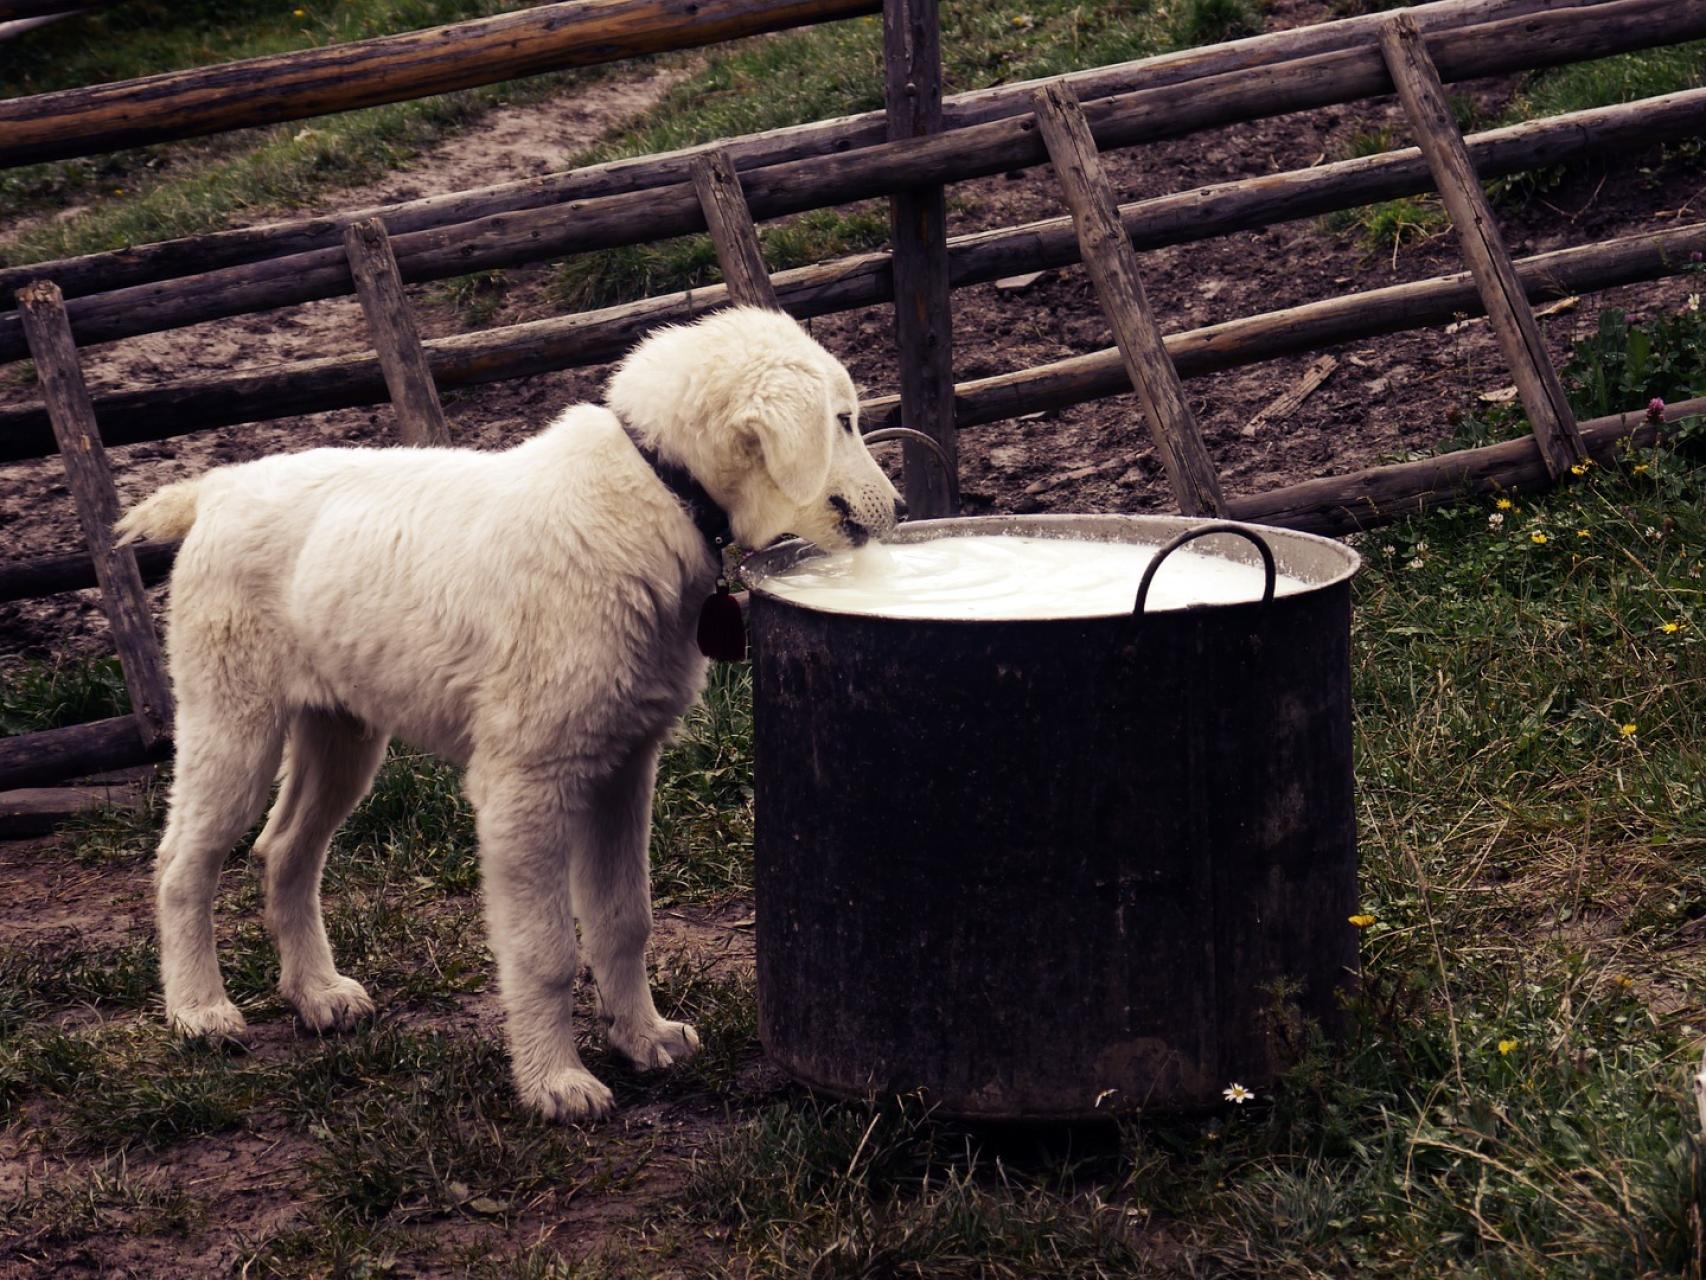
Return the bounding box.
[116,307,900,1121]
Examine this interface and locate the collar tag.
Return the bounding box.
[696,576,746,662]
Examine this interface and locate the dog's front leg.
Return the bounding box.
[574,742,700,1072]
[471,764,614,1122]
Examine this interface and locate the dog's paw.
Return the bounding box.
[169,999,248,1043]
[610,1018,701,1071]
[286,975,375,1034]
[522,1068,617,1123]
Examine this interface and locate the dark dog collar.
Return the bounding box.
[620,421,746,662]
[620,423,733,557]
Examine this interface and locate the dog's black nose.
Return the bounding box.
[894,497,909,522]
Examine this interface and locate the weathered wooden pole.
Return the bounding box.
[343,217,451,446]
[1380,12,1584,477]
[690,149,781,310]
[883,0,958,515]
[1034,79,1225,517]
[15,280,173,748]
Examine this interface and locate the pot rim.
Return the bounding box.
[742,513,1362,622]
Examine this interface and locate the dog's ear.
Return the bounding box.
[746,380,834,505]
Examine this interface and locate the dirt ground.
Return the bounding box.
[3,4,1705,1273]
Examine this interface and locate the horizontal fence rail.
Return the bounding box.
[0,0,1695,364]
[0,539,175,604]
[1229,396,1706,535]
[0,0,1585,306]
[0,0,884,168]
[0,714,170,792]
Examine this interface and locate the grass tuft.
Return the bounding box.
[1170,0,1266,48]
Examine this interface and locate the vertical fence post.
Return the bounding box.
[884,0,958,516]
[691,149,782,310]
[343,216,451,447]
[17,280,174,748]
[1034,80,1227,517]
[1379,13,1584,478]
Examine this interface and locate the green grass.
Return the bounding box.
[1170,0,1267,48]
[299,1031,614,1223]
[1509,41,1706,123]
[0,655,129,735]
[0,1161,201,1252]
[650,661,756,905]
[684,1098,1152,1277]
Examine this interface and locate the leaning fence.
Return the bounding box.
[2,0,1703,796]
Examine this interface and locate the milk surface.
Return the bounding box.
[758,534,1306,620]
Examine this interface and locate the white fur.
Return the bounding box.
[118,308,898,1121]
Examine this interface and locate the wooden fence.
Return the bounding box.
[0,0,883,166]
[3,0,1704,795]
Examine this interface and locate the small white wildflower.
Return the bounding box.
[1407,557,1425,571]
[1647,526,1662,540]
[1382,544,1396,559]
[1488,512,1504,529]
[1223,1083,1254,1104]
[1688,293,1700,312]
[1414,541,1428,554]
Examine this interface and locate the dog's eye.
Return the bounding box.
[837,412,855,435]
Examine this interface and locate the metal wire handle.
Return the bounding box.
[861,427,954,491]
[1133,523,1278,616]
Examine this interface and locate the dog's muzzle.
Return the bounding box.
[827,495,872,547]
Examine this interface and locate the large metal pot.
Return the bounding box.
[743,515,1362,1119]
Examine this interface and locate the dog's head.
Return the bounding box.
[606,308,901,551]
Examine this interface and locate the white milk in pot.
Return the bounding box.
[758,534,1306,620]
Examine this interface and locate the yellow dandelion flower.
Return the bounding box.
[1496,497,1514,510]
[1577,529,1590,539]
[1497,1039,1519,1056]
[1570,463,1587,476]
[1662,621,1681,634]
[1348,914,1376,928]
[1619,723,1637,737]
[1530,531,1548,545]
[1633,463,1650,474]
[1612,974,1634,990]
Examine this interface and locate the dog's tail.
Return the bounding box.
[115,477,203,545]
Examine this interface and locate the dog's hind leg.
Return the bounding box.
[155,702,286,1041]
[257,708,388,1033]
[468,759,615,1122]
[575,741,699,1072]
